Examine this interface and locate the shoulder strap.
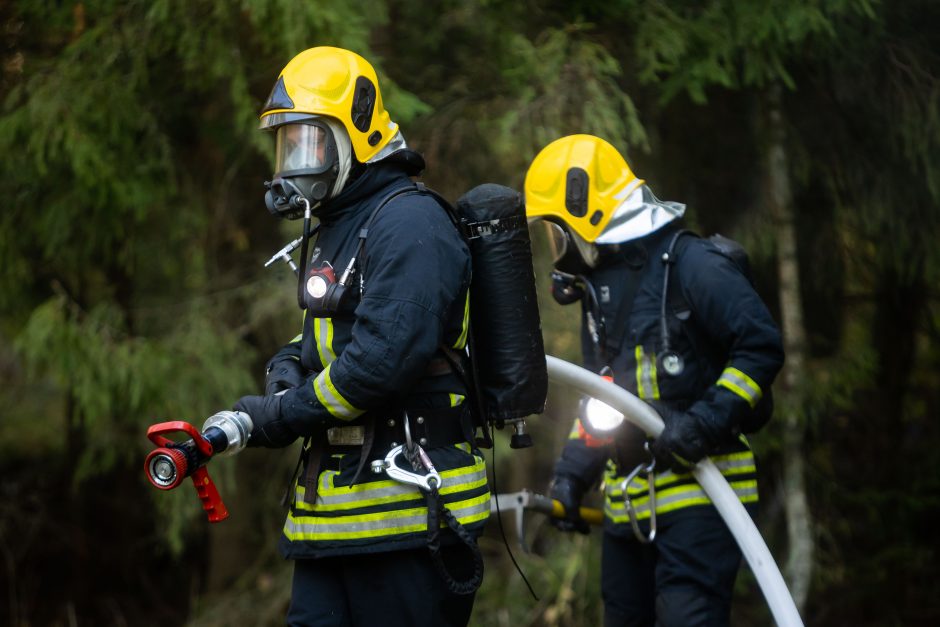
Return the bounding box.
[659,229,697,353]
[662,229,697,315]
[355,184,422,253]
[353,183,443,289]
[356,182,462,260]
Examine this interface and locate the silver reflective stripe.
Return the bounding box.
[716,367,762,408]
[313,364,363,420]
[634,346,660,400]
[315,318,337,366]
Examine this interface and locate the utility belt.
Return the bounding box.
[282,404,474,506]
[318,404,474,472]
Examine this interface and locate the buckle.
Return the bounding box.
[327,425,365,446]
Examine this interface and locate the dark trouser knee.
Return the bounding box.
[655,584,731,627]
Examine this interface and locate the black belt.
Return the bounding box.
[318,405,473,474]
[374,405,472,450]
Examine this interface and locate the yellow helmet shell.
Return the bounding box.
[524,135,644,243]
[259,47,398,163]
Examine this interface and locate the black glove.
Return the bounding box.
[234,394,298,448]
[264,357,306,395]
[551,271,585,305]
[649,409,714,471]
[549,475,591,535]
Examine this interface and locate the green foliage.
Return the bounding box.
[631,0,876,103]
[496,24,648,159]
[2,0,939,625]
[472,530,604,626]
[13,290,255,482]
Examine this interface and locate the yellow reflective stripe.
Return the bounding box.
[453,291,470,349]
[295,457,487,511]
[605,479,758,521]
[314,317,336,366]
[315,452,485,498]
[313,363,363,420]
[634,346,660,400]
[605,450,757,511]
[605,450,756,496]
[649,353,660,399]
[296,472,488,512]
[449,393,465,407]
[290,333,303,343]
[567,419,582,439]
[283,492,491,541]
[716,367,762,408]
[634,346,645,398]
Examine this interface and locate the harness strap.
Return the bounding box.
[660,229,695,353]
[348,420,376,487]
[281,436,311,508]
[302,439,326,505]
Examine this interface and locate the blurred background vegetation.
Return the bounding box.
[1,0,938,625]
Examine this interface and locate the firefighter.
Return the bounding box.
[524,134,784,627]
[229,47,489,626]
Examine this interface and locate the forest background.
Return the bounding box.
[1,1,938,625]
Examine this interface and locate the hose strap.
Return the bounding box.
[425,486,484,595]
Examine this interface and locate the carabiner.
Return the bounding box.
[621,458,657,544]
[371,444,442,493]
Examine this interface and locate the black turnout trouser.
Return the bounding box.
[601,506,751,627]
[287,544,477,627]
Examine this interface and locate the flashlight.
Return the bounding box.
[575,368,624,445]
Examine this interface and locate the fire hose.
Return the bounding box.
[542,355,804,627]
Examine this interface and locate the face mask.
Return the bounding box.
[543,220,599,275]
[264,120,340,219]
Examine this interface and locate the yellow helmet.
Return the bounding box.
[524,134,644,243]
[259,46,400,164]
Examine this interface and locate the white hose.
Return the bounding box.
[546,355,804,627]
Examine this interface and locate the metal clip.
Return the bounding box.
[264,237,303,273]
[371,444,442,493]
[621,457,657,544]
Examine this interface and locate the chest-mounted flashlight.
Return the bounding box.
[577,369,623,446]
[302,256,357,315]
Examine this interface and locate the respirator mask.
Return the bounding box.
[543,219,599,276]
[264,119,350,219]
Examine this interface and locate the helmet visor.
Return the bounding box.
[274,122,338,175]
[544,221,570,266]
[541,220,599,274]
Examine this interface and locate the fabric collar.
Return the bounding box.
[314,160,412,224]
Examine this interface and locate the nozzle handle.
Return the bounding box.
[191,466,229,523]
[146,420,213,457]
